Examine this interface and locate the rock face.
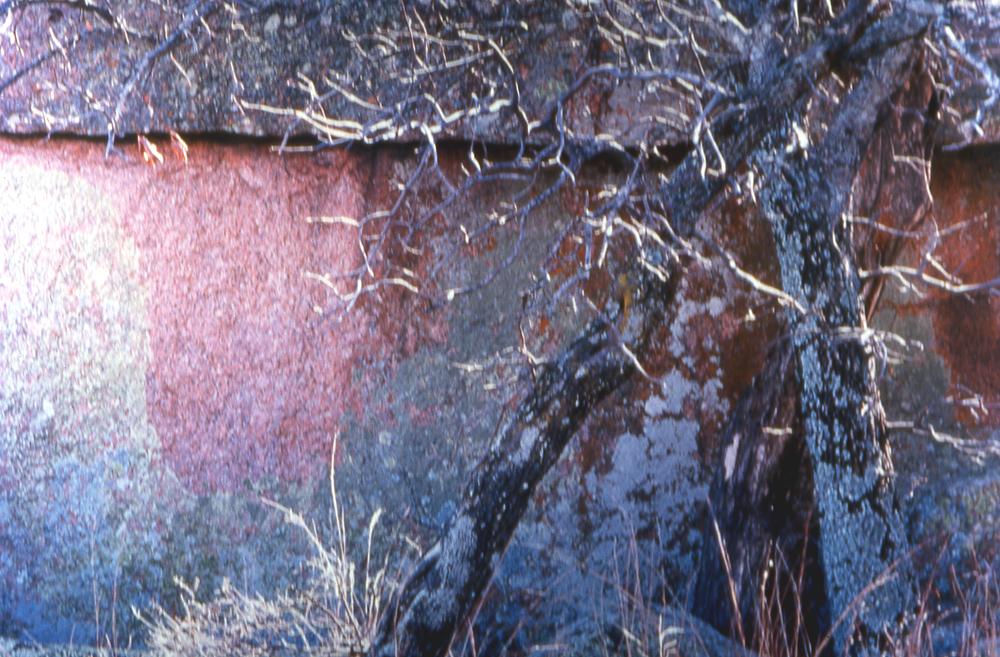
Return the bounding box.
[1,139,370,493]
[0,1,691,145]
[3,1,1000,651]
[0,133,778,644]
[0,138,374,641]
[1,1,996,146]
[3,130,1000,648]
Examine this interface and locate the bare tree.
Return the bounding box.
[269,2,999,656]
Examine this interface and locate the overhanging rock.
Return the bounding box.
[2,1,997,146]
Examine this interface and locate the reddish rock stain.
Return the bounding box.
[130,142,373,491]
[1,138,374,492]
[927,148,1000,425]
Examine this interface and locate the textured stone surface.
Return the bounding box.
[2,2,1000,652]
[1,1,996,147]
[0,136,768,646]
[2,137,369,493]
[0,136,373,642]
[2,139,1000,650]
[922,147,1000,425]
[0,1,689,145]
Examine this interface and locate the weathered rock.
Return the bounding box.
[0,137,374,641]
[0,1,996,147]
[2,1,1000,652]
[0,136,756,646]
[0,1,685,145]
[3,133,1000,649]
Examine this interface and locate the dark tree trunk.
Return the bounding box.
[692,344,827,653]
[368,273,678,657]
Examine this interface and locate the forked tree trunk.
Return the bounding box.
[694,43,939,657]
[750,41,922,655]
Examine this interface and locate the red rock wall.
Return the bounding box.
[927,148,1000,425]
[2,134,999,645]
[1,138,371,494]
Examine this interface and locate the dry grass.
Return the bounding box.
[139,506,1000,657]
[139,508,1000,657]
[597,525,1000,657]
[139,435,397,657]
[730,542,1000,657]
[137,445,1000,657]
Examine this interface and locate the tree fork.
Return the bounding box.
[691,343,827,651]
[367,4,931,656]
[694,23,938,656]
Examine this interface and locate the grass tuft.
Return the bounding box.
[139,435,396,657]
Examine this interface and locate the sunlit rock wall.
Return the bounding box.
[2,135,1000,647]
[0,139,373,641]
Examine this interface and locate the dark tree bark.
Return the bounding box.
[368,273,678,657]
[693,32,941,656]
[691,344,826,651]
